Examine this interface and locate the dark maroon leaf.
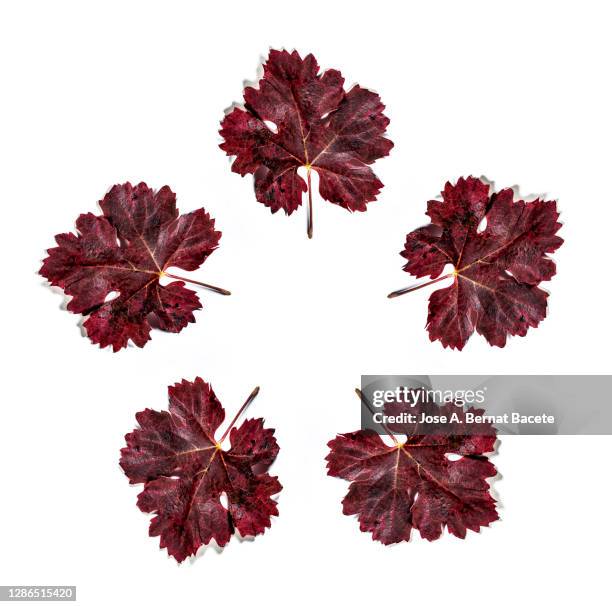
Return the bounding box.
[120,378,281,562]
[220,49,393,237]
[389,176,563,349]
[326,395,498,543]
[39,182,229,351]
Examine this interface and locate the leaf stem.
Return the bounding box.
[219,386,260,444]
[163,272,231,296]
[355,388,399,444]
[306,166,313,239]
[387,273,454,299]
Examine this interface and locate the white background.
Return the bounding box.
[1,1,611,605]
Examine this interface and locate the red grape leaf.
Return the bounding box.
[326,398,498,543]
[120,378,281,562]
[390,176,563,349]
[39,182,227,352]
[219,49,393,237]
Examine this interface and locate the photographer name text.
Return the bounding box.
[374,411,555,425]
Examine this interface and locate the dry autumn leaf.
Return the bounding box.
[220,49,393,237]
[326,390,498,543]
[120,378,281,562]
[389,177,563,349]
[39,182,229,351]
